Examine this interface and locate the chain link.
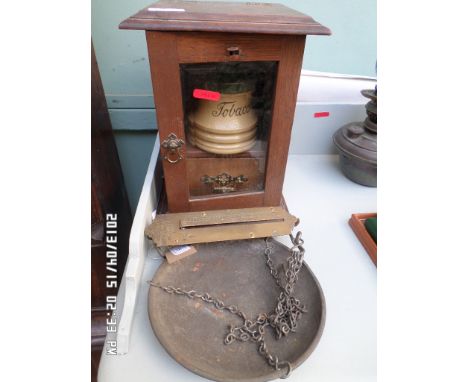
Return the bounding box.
[149,231,306,379]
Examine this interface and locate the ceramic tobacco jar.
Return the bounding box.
[189,82,258,154]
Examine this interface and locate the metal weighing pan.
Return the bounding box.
[148,238,326,382]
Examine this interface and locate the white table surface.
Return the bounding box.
[98,154,376,382]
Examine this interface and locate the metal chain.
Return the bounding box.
[149,231,306,379]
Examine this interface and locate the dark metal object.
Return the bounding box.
[148,238,326,382]
[333,89,377,187]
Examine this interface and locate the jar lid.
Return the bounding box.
[333,122,376,164]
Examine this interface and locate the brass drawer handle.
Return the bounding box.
[201,172,248,194]
[161,133,185,164]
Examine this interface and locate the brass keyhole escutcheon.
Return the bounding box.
[161,133,185,164]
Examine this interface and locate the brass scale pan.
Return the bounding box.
[148,238,326,382]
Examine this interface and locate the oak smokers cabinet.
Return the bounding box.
[120,1,330,212]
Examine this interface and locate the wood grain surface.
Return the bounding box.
[120,0,331,35]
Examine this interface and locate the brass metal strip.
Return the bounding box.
[145,207,298,247]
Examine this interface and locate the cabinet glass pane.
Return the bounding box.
[180,61,277,197]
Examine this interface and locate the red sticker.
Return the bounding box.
[193,89,221,101]
[314,112,330,118]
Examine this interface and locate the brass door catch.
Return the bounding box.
[162,133,185,164]
[201,172,248,193]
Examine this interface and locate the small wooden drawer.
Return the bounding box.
[186,157,265,197]
[176,32,283,63]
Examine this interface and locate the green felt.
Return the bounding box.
[364,217,377,243]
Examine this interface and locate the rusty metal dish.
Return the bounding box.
[148,238,326,382]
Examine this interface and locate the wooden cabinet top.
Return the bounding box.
[119,0,331,35]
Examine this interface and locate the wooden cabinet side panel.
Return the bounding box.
[263,35,306,206]
[146,31,190,212]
